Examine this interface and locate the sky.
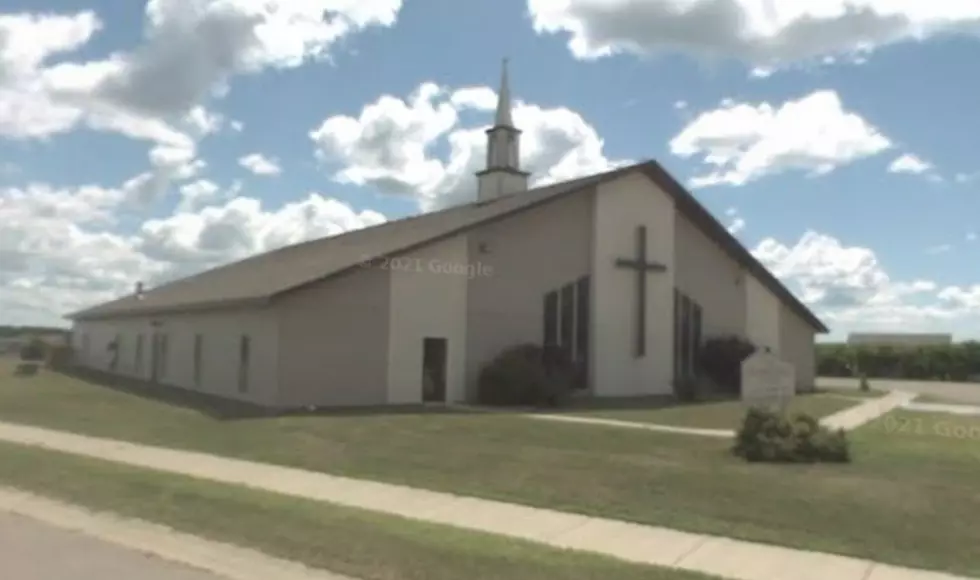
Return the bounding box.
[0,0,978,341]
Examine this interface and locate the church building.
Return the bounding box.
[67,62,828,408]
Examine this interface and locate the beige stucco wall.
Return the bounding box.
[275,265,390,408]
[71,308,279,406]
[386,236,469,404]
[464,190,594,397]
[745,275,782,354]
[779,303,817,392]
[673,213,746,339]
[592,173,675,396]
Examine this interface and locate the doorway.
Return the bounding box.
[421,337,448,403]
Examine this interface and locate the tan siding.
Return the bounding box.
[779,304,816,392]
[673,213,746,339]
[71,309,279,406]
[464,189,594,398]
[275,266,390,407]
[592,173,676,396]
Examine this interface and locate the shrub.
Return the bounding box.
[698,335,756,395]
[46,345,74,370]
[19,338,46,361]
[477,343,576,407]
[733,407,850,464]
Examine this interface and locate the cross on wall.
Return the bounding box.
[614,225,668,358]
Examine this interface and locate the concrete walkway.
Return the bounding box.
[528,413,735,437]
[819,390,916,431]
[902,402,980,417]
[0,487,353,580]
[0,421,971,580]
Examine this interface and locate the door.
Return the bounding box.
[421,337,448,403]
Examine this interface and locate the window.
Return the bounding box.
[193,334,203,387]
[238,335,250,393]
[135,334,144,374]
[575,276,590,366]
[158,333,169,379]
[543,291,559,346]
[559,283,575,360]
[673,289,704,380]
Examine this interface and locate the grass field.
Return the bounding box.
[1,362,979,576]
[554,392,858,429]
[0,442,720,580]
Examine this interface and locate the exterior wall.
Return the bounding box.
[779,303,817,391]
[673,213,746,339]
[465,189,594,397]
[71,308,279,406]
[745,275,782,354]
[591,173,675,396]
[386,236,469,404]
[478,170,529,201]
[275,266,390,408]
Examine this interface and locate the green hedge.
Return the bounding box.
[817,342,980,382]
[733,408,850,464]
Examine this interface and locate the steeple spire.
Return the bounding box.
[476,58,529,202]
[494,58,514,128]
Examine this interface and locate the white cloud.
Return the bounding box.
[0,179,386,326]
[967,232,978,242]
[239,153,282,176]
[1,1,404,145]
[752,231,979,333]
[311,82,628,210]
[888,153,933,175]
[177,179,222,213]
[724,207,745,234]
[527,0,980,71]
[925,244,953,254]
[670,90,891,187]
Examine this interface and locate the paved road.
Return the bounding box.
[817,376,980,405]
[0,511,226,580]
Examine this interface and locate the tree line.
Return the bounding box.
[816,342,980,382]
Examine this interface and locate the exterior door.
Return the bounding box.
[421,337,448,403]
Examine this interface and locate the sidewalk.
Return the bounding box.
[0,420,971,580]
[820,390,916,430]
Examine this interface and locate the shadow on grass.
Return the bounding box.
[23,365,480,422]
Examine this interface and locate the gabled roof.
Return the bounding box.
[69,161,828,333]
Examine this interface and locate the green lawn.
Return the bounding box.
[1,363,979,577]
[555,393,858,429]
[0,442,719,580]
[815,387,889,399]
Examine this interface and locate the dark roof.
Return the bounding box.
[69,161,828,333]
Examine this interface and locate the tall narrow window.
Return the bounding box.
[238,335,250,393]
[135,334,144,374]
[193,334,203,387]
[679,294,692,378]
[559,283,575,360]
[575,276,590,363]
[691,303,703,373]
[543,291,559,347]
[159,333,169,379]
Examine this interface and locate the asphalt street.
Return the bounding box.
[0,511,227,580]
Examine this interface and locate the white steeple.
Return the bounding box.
[476,58,529,202]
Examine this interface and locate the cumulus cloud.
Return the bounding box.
[527,0,980,71]
[0,180,387,326]
[1,1,403,145]
[239,153,282,176]
[752,231,980,332]
[311,82,628,210]
[670,90,891,187]
[724,207,745,234]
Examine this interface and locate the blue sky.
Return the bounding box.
[1,0,978,339]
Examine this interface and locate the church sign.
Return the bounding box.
[740,349,795,411]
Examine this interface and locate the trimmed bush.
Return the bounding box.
[733,407,850,463]
[19,338,46,361]
[698,335,756,395]
[672,375,701,402]
[477,343,576,407]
